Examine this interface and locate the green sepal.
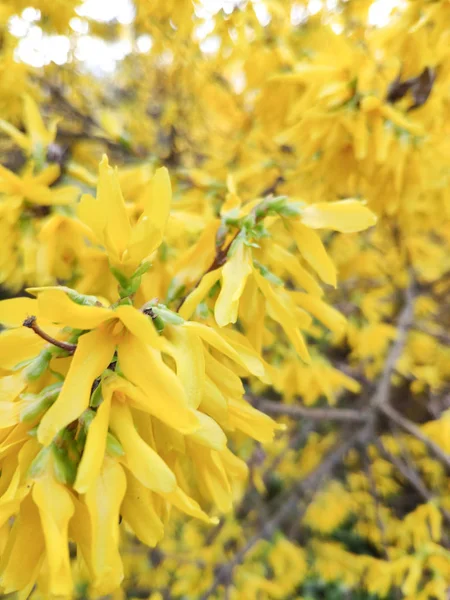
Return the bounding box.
[90,383,103,408]
[106,432,125,457]
[28,446,52,478]
[20,382,62,423]
[253,260,284,286]
[152,305,185,326]
[79,408,96,430]
[52,444,77,485]
[24,348,53,382]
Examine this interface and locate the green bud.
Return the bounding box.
[109,266,129,289]
[28,446,52,478]
[242,213,256,230]
[132,261,151,279]
[90,382,103,408]
[24,349,52,382]
[80,408,96,430]
[106,432,125,457]
[20,382,62,423]
[253,261,284,286]
[278,202,303,217]
[153,314,165,333]
[153,305,185,325]
[52,444,77,485]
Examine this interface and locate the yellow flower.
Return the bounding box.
[78,155,171,277]
[0,162,77,207]
[215,239,253,327]
[300,199,377,233]
[32,288,199,445]
[0,94,58,160]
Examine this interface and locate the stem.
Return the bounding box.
[23,316,77,355]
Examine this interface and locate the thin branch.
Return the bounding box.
[380,403,450,471]
[199,424,372,600]
[362,447,390,559]
[252,397,368,423]
[23,316,77,354]
[371,280,415,408]
[375,438,433,514]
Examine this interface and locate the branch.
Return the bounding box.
[380,403,450,471]
[252,397,368,423]
[23,316,77,354]
[371,280,415,408]
[199,424,372,600]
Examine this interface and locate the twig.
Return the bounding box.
[380,403,450,471]
[252,397,368,423]
[375,438,436,508]
[23,316,77,354]
[371,280,415,408]
[362,447,390,559]
[199,424,372,600]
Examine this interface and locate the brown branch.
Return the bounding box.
[362,447,390,559]
[23,316,77,354]
[374,437,432,503]
[252,397,368,423]
[199,424,372,600]
[380,403,450,471]
[371,280,415,409]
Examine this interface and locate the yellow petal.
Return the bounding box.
[0,119,29,151]
[38,328,115,446]
[199,378,229,425]
[0,298,38,328]
[290,291,347,334]
[301,200,377,233]
[117,334,200,433]
[289,220,337,287]
[178,268,221,320]
[23,94,54,150]
[205,351,244,400]
[219,446,248,480]
[109,401,176,493]
[228,397,282,443]
[77,193,105,244]
[37,289,112,329]
[215,241,252,327]
[163,486,217,524]
[268,244,323,297]
[74,386,112,494]
[0,329,46,370]
[32,473,74,597]
[183,321,264,376]
[115,304,163,349]
[188,446,232,512]
[217,328,267,379]
[0,372,26,403]
[253,269,310,363]
[0,493,45,593]
[121,471,164,546]
[140,166,171,245]
[164,324,205,408]
[188,412,227,451]
[98,155,131,258]
[83,456,125,593]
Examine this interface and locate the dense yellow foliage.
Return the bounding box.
[0,1,449,599]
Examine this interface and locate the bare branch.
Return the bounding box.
[23,316,77,354]
[199,424,372,600]
[380,403,450,470]
[252,397,368,423]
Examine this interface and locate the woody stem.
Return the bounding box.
[23,316,77,354]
